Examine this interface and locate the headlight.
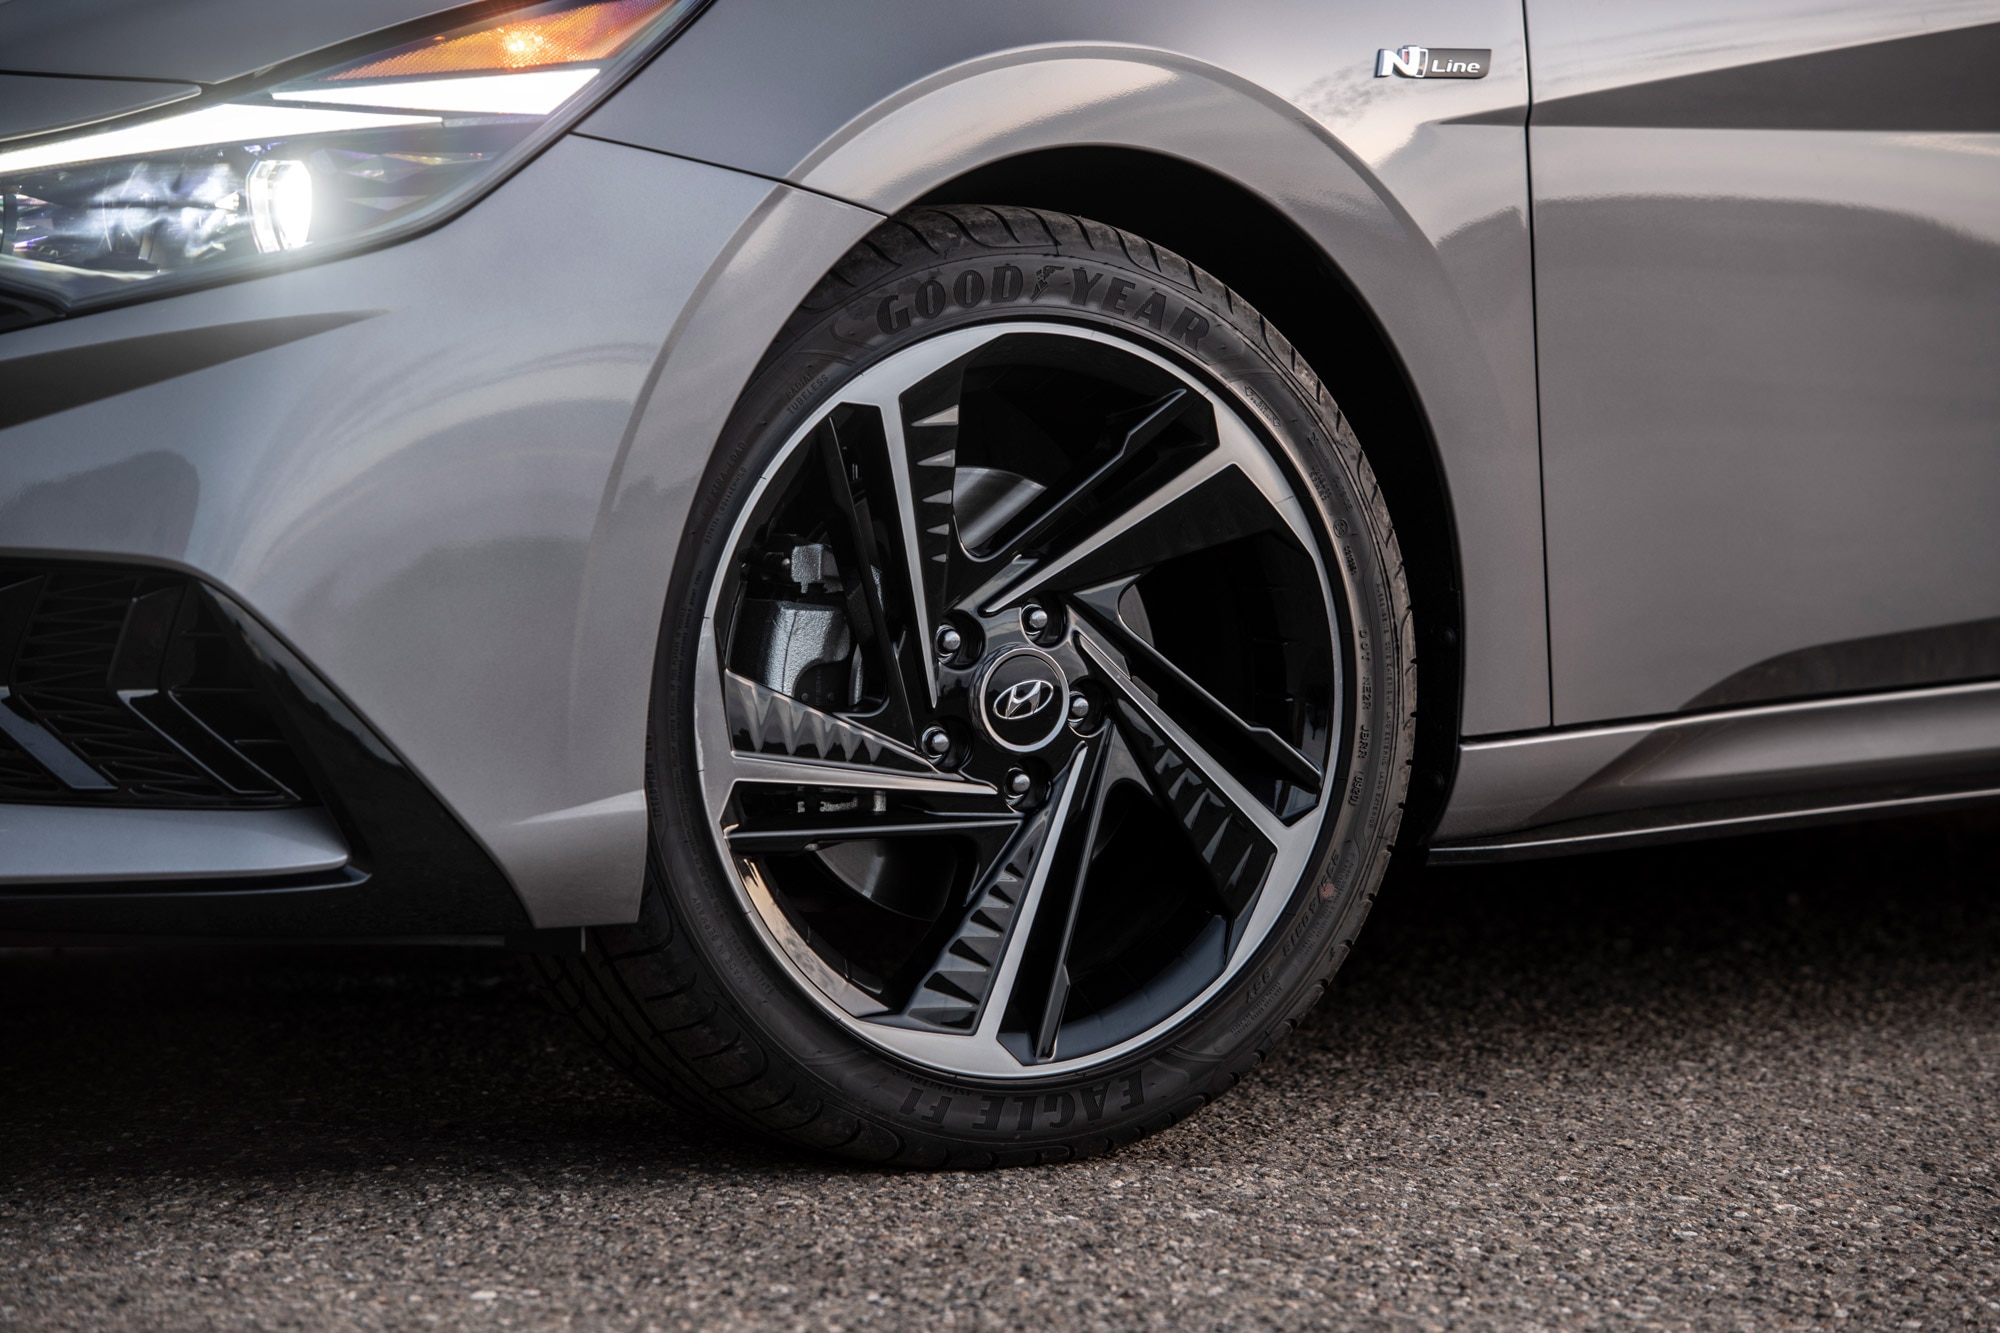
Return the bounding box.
[0,0,706,314]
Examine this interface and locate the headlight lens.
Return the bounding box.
[0,0,704,312]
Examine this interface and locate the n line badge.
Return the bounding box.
[1375,46,1491,78]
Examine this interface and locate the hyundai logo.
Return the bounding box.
[992,677,1056,721]
[975,647,1071,752]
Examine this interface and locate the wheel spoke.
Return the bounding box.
[974,402,1325,615]
[1069,581,1323,792]
[720,667,992,793]
[728,801,1020,923]
[816,415,926,740]
[724,670,936,772]
[723,669,995,795]
[972,448,1240,614]
[1074,627,1283,916]
[971,389,1197,566]
[1015,731,1122,1061]
[895,747,1090,1035]
[882,400,957,708]
[727,750,995,796]
[728,812,1021,852]
[831,331,993,709]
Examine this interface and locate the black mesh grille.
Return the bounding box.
[0,562,312,807]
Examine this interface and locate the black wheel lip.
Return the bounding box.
[687,316,1371,1082]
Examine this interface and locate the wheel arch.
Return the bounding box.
[590,36,1548,848]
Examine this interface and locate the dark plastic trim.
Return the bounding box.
[0,313,378,430]
[1429,780,2000,864]
[0,570,532,937]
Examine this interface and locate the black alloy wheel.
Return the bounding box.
[533,206,1414,1165]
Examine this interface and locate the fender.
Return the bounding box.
[584,5,1549,740]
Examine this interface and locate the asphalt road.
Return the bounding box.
[3,814,1997,1331]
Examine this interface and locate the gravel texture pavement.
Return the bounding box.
[2,814,1997,1331]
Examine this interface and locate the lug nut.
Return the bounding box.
[1022,604,1050,634]
[1068,691,1091,721]
[921,726,952,757]
[935,624,963,657]
[1005,769,1032,797]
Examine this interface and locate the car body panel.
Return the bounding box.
[583,0,1551,738]
[1527,0,2000,724]
[0,74,201,143]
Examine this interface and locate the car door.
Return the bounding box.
[1526,0,2000,724]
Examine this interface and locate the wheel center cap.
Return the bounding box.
[975,647,1069,752]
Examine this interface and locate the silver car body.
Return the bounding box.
[0,0,1994,931]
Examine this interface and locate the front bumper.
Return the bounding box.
[0,564,528,938]
[0,133,880,933]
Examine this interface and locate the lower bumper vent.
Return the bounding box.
[0,562,311,807]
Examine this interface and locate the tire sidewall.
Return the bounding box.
[648,210,1408,1158]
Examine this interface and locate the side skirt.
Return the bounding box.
[1429,781,2000,864]
[1430,678,2000,862]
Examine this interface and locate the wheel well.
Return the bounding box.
[916,147,1463,843]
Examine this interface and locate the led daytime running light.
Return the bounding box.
[0,104,436,177]
[272,68,600,116]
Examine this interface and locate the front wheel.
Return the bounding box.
[534,207,1414,1166]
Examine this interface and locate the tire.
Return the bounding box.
[531,206,1415,1167]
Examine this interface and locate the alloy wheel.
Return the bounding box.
[694,322,1347,1079]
